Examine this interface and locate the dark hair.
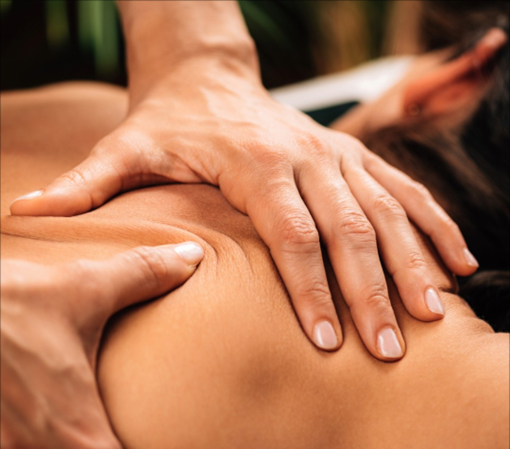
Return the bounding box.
[361,5,509,332]
[419,0,510,52]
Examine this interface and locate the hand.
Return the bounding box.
[0,242,204,449]
[9,60,477,360]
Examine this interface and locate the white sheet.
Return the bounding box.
[270,55,415,110]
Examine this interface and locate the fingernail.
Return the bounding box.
[11,190,43,205]
[425,288,445,316]
[377,327,403,359]
[313,321,338,350]
[173,242,204,266]
[463,248,479,268]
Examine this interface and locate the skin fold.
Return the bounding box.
[1,84,508,449]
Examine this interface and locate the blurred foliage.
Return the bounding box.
[1,0,11,14]
[240,0,319,87]
[1,0,126,89]
[1,0,397,91]
[76,0,119,76]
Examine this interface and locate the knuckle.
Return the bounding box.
[129,246,170,288]
[292,280,334,315]
[246,156,291,191]
[250,147,287,168]
[364,292,391,311]
[347,136,368,154]
[355,286,391,313]
[403,251,428,271]
[60,169,88,189]
[442,216,461,234]
[59,169,96,209]
[371,194,406,218]
[361,151,381,169]
[430,213,461,241]
[295,281,332,306]
[277,213,320,249]
[408,180,432,201]
[332,130,364,149]
[337,211,375,242]
[298,132,330,156]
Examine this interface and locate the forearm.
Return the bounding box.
[116,0,259,94]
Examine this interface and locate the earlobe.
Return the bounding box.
[402,28,507,119]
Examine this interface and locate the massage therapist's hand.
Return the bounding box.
[9,1,478,360]
[0,243,204,449]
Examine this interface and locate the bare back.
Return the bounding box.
[1,83,508,449]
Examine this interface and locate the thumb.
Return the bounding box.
[9,152,127,217]
[79,242,205,316]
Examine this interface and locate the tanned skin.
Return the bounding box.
[1,83,508,449]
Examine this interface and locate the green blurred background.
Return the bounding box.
[0,0,422,91]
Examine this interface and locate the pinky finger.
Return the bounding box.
[365,155,479,276]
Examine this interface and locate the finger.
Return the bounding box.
[343,157,445,321]
[68,242,204,317]
[365,154,478,276]
[298,162,405,361]
[246,175,342,351]
[9,151,127,217]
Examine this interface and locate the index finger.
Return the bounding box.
[246,178,343,351]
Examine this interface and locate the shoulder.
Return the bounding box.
[98,191,509,449]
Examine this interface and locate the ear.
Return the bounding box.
[403,28,507,119]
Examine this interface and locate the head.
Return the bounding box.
[333,25,509,331]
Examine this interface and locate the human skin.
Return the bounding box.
[8,1,478,357]
[0,244,203,449]
[1,84,508,449]
[0,85,206,449]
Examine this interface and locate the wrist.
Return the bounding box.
[127,45,261,107]
[118,1,260,99]
[129,37,258,86]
